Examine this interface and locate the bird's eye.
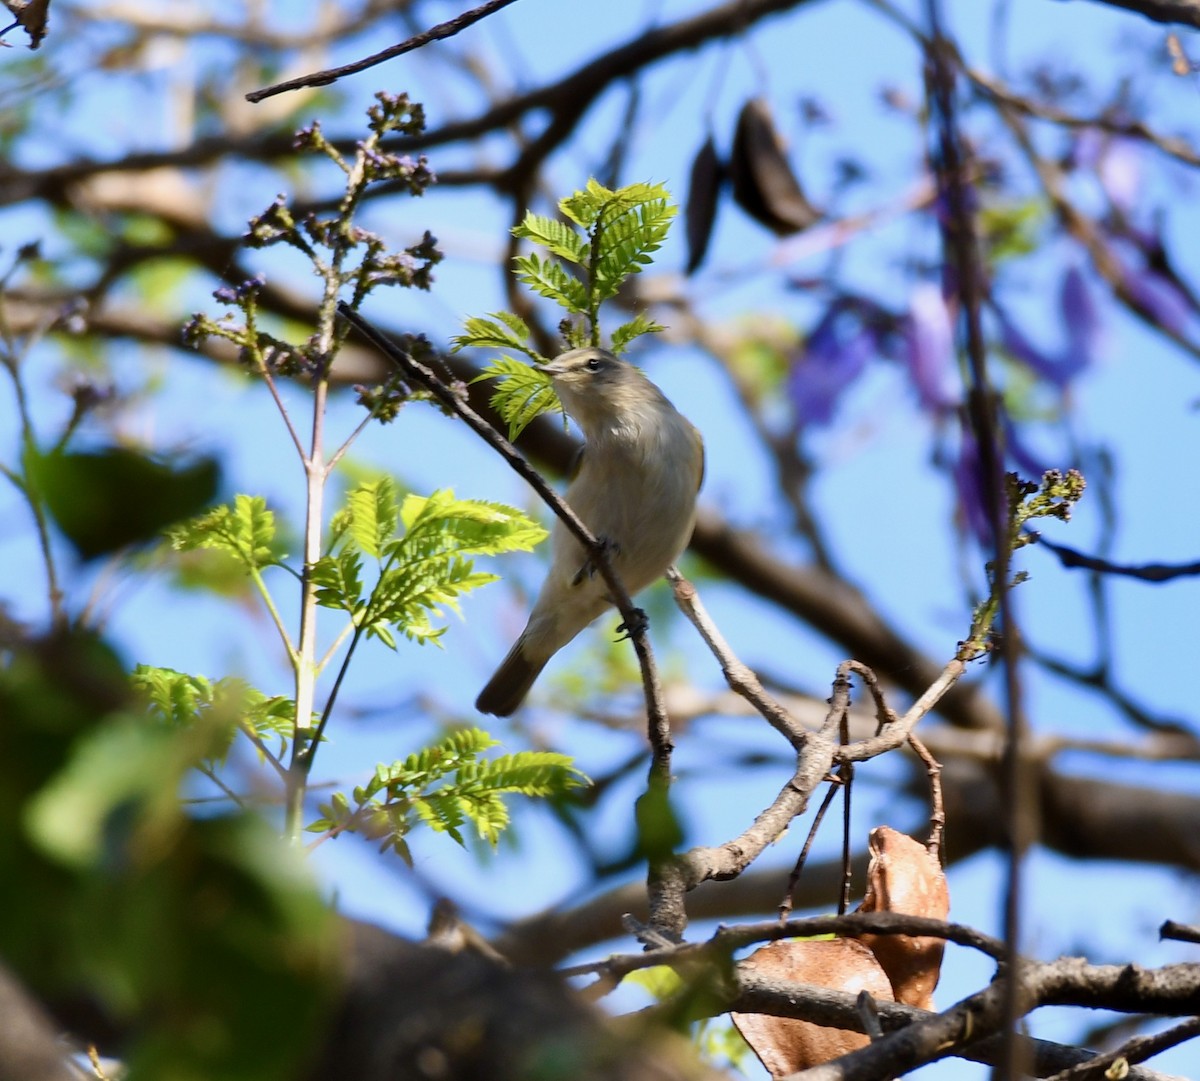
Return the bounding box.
[586,356,602,372]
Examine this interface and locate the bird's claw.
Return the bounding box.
[572,535,621,586]
[615,607,648,641]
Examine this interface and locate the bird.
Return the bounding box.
[476,346,704,716]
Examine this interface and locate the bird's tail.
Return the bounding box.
[475,637,547,716]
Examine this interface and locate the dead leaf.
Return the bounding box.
[731,827,949,1074]
[732,938,892,1077]
[857,826,950,1009]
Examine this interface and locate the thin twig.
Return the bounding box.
[1038,535,1200,583]
[246,0,523,102]
[779,776,844,919]
[838,714,853,915]
[967,66,1200,169]
[906,731,945,861]
[238,724,290,782]
[558,912,1008,982]
[1041,1016,1200,1081]
[837,656,966,762]
[196,764,247,808]
[666,567,807,747]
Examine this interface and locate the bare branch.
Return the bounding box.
[1042,1016,1200,1081]
[247,0,524,103]
[1039,535,1200,583]
[1078,0,1200,28]
[667,568,807,747]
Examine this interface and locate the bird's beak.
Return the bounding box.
[533,361,561,376]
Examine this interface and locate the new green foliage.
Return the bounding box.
[314,478,547,647]
[308,726,588,862]
[452,179,674,440]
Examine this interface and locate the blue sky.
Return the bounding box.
[3,1,1200,1076]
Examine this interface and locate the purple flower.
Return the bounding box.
[1118,260,1192,335]
[953,426,993,545]
[902,284,960,414]
[1097,139,1141,215]
[1061,265,1101,375]
[787,302,872,427]
[997,266,1100,388]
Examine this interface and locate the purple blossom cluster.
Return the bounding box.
[785,261,1107,545]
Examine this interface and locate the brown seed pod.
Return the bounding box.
[729,97,820,236]
[684,135,725,274]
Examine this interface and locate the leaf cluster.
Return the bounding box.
[308,726,588,862]
[133,664,296,762]
[451,179,675,440]
[0,629,335,1081]
[314,477,547,648]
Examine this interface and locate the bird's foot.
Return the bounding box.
[615,607,648,641]
[572,535,620,586]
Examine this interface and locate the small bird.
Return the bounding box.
[476,347,704,716]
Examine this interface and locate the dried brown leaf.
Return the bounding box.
[857,826,950,1009]
[732,938,892,1077]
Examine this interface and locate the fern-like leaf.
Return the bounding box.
[592,194,676,303]
[560,177,619,227]
[167,494,279,570]
[311,548,366,616]
[610,312,666,355]
[450,312,543,361]
[472,356,560,441]
[344,477,399,559]
[514,252,589,312]
[512,212,588,264]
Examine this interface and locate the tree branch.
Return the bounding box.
[247,0,524,102]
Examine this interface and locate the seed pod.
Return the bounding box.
[684,135,725,274]
[729,97,820,236]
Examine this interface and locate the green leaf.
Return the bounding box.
[311,728,587,854]
[29,446,221,561]
[132,664,296,760]
[610,312,665,355]
[473,356,560,441]
[512,212,588,264]
[591,192,676,303]
[513,251,589,312]
[625,964,685,1000]
[168,494,278,570]
[320,488,544,646]
[560,177,618,227]
[344,477,399,559]
[453,751,587,797]
[980,197,1048,262]
[450,311,543,361]
[311,548,365,615]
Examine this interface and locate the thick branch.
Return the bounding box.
[1077,0,1200,27]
